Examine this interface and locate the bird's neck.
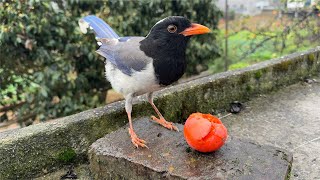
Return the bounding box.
[140,37,189,85]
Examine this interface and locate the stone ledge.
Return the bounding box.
[0,47,319,179]
[89,118,293,180]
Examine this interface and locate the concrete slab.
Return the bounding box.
[222,78,320,179]
[89,118,292,180]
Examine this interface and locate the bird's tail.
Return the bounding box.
[78,15,119,39]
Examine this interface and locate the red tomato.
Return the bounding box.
[183,113,228,152]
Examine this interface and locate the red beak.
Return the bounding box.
[180,23,210,36]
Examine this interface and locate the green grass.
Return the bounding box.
[209,29,319,73]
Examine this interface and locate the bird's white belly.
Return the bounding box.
[105,61,160,96]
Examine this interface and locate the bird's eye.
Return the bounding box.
[167,24,177,33]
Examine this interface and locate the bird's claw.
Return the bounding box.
[151,116,179,132]
[128,128,148,148]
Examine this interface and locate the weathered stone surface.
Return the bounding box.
[0,47,319,179]
[89,118,292,180]
[34,164,92,180]
[222,77,320,180]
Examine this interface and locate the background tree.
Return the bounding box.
[211,0,320,71]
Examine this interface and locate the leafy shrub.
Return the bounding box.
[0,0,221,124]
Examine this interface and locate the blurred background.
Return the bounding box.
[0,0,319,132]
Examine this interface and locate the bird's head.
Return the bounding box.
[147,16,210,39]
[144,16,210,51]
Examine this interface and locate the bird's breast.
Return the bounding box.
[105,61,160,96]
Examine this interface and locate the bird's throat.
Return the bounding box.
[140,38,189,85]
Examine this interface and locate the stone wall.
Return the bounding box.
[0,47,319,179]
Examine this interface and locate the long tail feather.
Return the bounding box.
[78,15,119,39]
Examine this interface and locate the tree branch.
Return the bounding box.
[239,11,314,60]
[0,113,36,129]
[0,101,26,113]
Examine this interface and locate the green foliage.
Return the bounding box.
[0,0,221,124]
[1,0,109,123]
[210,22,320,73]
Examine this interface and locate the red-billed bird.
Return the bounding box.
[79,16,210,148]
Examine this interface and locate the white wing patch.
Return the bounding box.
[79,19,90,34]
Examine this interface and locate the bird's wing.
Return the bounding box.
[96,37,151,76]
[79,15,150,76]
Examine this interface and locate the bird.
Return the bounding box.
[79,15,210,148]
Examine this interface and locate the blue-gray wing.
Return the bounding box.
[96,37,151,76]
[79,15,150,76]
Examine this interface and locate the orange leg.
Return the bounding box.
[125,94,147,148]
[147,92,179,131]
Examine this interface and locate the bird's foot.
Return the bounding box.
[151,116,179,131]
[128,128,148,148]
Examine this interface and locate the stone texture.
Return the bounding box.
[0,47,319,179]
[222,77,320,180]
[34,164,92,180]
[89,118,292,180]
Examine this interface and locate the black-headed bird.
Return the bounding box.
[79,15,210,148]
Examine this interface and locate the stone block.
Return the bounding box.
[89,118,292,180]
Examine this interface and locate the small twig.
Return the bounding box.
[239,11,314,60]
[292,136,320,151]
[219,113,232,119]
[240,36,275,60]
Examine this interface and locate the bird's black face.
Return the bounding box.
[148,16,192,40]
[145,16,210,50]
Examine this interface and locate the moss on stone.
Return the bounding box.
[307,53,315,66]
[273,60,293,73]
[254,70,263,80]
[239,72,251,84]
[57,148,76,163]
[246,84,253,92]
